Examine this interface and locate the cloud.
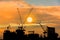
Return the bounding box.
[0,1,60,38]
[0,1,60,37]
[0,2,60,26]
[0,1,31,24]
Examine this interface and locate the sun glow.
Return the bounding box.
[27,17,32,23]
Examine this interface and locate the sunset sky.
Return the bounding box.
[0,0,60,39]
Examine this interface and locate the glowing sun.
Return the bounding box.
[27,17,32,22]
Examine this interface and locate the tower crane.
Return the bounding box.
[16,1,47,35]
[17,8,23,26]
[17,7,33,27]
[39,21,47,37]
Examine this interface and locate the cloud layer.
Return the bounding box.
[0,1,60,37]
[0,1,60,26]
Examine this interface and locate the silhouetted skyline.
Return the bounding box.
[3,26,60,40]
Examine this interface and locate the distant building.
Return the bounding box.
[47,27,58,39]
[3,30,11,40]
[16,27,25,40]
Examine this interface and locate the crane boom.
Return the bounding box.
[39,21,47,33]
[17,8,23,26]
[23,8,33,24]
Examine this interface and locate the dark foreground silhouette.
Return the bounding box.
[3,26,60,40]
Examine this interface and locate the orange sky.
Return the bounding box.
[0,1,60,25]
[0,1,60,39]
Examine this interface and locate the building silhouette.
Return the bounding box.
[3,26,60,40]
[47,27,58,40]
